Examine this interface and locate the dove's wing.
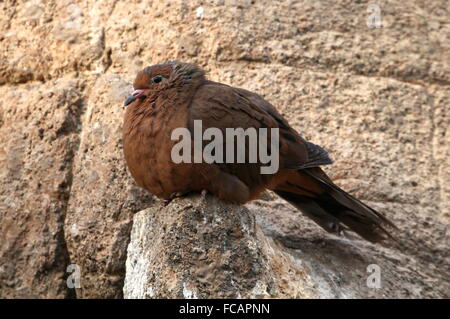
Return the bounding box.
[188,80,332,171]
[187,81,394,242]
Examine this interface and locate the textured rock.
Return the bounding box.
[125,195,449,299]
[64,73,153,298]
[0,0,448,298]
[124,194,317,299]
[0,78,83,298]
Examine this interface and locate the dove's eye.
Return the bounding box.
[151,75,166,84]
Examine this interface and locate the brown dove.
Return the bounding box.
[123,61,395,242]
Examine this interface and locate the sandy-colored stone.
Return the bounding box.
[126,194,449,298]
[0,78,83,298]
[124,194,318,299]
[64,73,153,298]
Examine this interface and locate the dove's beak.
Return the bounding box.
[124,89,146,106]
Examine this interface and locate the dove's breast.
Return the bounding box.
[123,96,196,199]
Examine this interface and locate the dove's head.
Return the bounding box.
[124,61,205,107]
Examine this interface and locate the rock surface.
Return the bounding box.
[0,0,449,298]
[63,73,153,298]
[125,194,449,299]
[0,78,83,298]
[124,194,317,299]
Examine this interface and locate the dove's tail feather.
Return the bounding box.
[273,167,395,243]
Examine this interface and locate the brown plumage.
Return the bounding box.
[123,61,395,243]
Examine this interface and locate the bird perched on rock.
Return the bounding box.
[123,61,395,243]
